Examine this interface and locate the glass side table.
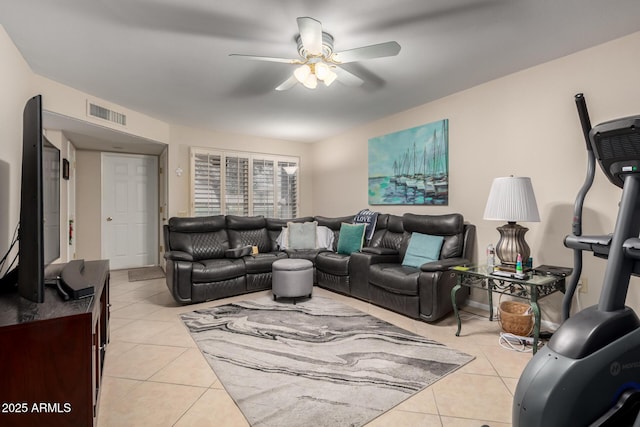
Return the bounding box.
[450,265,566,354]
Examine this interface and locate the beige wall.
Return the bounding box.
[30,78,173,263]
[0,26,32,259]
[167,124,314,218]
[28,72,173,261]
[33,75,171,145]
[311,31,640,320]
[0,27,174,262]
[25,56,174,262]
[75,150,102,261]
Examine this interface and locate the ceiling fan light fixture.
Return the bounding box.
[231,17,401,92]
[315,62,330,80]
[294,64,311,83]
[323,69,337,86]
[303,73,317,89]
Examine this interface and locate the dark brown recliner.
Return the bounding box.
[315,214,390,298]
[363,213,475,322]
[164,216,246,303]
[225,215,287,292]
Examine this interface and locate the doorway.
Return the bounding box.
[101,153,158,269]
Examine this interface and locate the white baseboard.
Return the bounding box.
[463,299,560,331]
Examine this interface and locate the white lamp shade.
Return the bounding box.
[303,73,317,89]
[483,176,540,222]
[294,65,311,83]
[323,69,337,86]
[315,62,330,80]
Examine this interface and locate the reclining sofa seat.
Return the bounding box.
[225,215,288,292]
[267,216,335,263]
[315,214,390,297]
[164,215,246,303]
[265,216,313,250]
[348,214,405,300]
[265,216,321,282]
[365,213,475,322]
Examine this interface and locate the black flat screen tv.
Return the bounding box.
[18,95,60,303]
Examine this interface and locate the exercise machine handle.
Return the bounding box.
[563,93,597,321]
[575,93,593,152]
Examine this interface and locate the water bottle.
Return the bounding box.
[487,244,495,269]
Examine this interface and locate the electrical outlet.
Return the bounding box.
[578,277,588,293]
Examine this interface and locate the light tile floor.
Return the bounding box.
[98,269,535,426]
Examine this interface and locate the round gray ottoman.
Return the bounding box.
[272,258,313,303]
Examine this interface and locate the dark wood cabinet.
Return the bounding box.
[0,260,109,426]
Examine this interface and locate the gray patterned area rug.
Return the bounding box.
[180,296,474,427]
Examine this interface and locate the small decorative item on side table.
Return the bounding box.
[450,265,570,354]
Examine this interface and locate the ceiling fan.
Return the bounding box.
[230,17,401,91]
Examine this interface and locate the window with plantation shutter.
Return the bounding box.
[192,152,222,216]
[190,148,298,219]
[278,161,298,218]
[225,155,249,215]
[253,158,276,217]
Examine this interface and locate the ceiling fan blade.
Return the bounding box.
[275,75,298,91]
[229,54,297,64]
[297,17,323,55]
[332,41,401,64]
[333,66,364,87]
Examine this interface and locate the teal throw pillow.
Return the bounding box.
[402,232,444,268]
[287,221,317,249]
[337,223,367,255]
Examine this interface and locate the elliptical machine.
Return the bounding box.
[512,94,640,426]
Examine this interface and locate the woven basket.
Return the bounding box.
[499,300,533,336]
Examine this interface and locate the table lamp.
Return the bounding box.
[483,176,540,266]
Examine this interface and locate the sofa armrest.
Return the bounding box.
[165,259,194,303]
[164,250,193,262]
[362,247,399,256]
[355,250,401,266]
[420,257,471,272]
[225,245,253,258]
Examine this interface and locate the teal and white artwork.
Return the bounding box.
[369,119,449,205]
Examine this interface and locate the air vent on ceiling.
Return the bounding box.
[87,101,127,126]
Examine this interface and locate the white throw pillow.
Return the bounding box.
[276,227,289,250]
[278,225,334,250]
[287,221,318,249]
[316,226,335,250]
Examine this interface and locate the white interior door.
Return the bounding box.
[102,153,158,269]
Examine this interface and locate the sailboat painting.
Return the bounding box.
[368,119,449,205]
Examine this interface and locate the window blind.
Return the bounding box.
[192,152,221,216]
[278,161,298,219]
[190,148,298,218]
[225,155,249,215]
[252,158,276,217]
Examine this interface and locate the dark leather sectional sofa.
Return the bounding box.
[163,212,475,322]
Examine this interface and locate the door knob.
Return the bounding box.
[106,217,113,222]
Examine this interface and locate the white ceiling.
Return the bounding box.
[2,0,640,148]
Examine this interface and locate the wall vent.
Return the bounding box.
[87,101,127,126]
